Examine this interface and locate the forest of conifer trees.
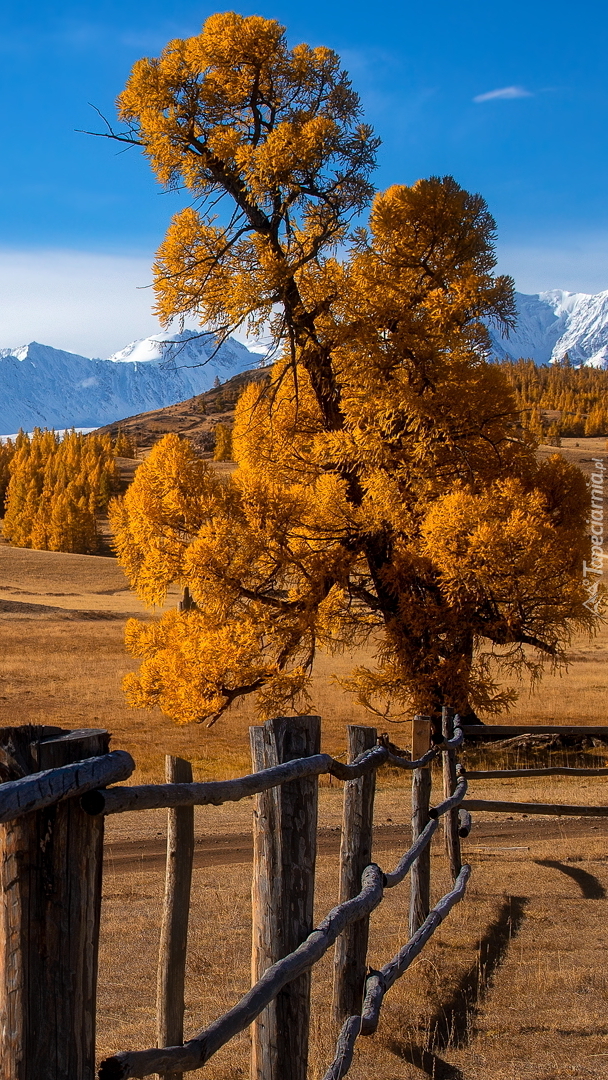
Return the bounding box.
[0,428,134,554]
[503,359,608,440]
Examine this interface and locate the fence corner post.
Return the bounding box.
[156,755,195,1080]
[250,715,320,1080]
[409,715,432,936]
[332,724,377,1024]
[0,725,108,1080]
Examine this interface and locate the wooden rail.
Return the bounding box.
[3,713,606,1080]
[461,724,608,738]
[323,865,472,1080]
[97,772,469,1079]
[464,767,608,778]
[0,749,134,822]
[429,776,468,818]
[79,743,448,817]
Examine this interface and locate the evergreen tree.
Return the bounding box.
[213,424,233,461]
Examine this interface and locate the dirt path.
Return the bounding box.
[103,817,608,874]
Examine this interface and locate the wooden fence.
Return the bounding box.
[0,714,607,1080]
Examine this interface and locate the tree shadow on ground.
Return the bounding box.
[535,859,606,899]
[388,895,528,1078]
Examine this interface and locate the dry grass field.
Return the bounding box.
[1,441,608,1077]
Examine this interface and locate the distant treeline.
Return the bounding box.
[502,358,608,440]
[0,428,134,554]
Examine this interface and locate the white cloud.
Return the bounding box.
[0,248,165,357]
[473,86,533,103]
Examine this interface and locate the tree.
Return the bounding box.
[108,13,597,727]
[0,438,15,513]
[213,423,233,461]
[114,429,136,458]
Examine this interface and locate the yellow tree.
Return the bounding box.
[0,438,15,511]
[108,13,597,728]
[213,423,233,461]
[113,429,136,458]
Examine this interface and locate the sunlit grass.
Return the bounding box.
[2,543,608,1077]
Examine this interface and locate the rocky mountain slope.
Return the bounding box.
[4,287,608,436]
[0,331,262,435]
[488,289,608,367]
[93,365,268,453]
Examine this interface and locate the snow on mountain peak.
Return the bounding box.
[488,288,608,368]
[4,291,608,438]
[0,331,261,436]
[110,329,207,364]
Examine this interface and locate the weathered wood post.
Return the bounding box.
[409,715,432,936]
[178,587,196,612]
[332,725,377,1023]
[250,715,320,1080]
[441,707,462,880]
[156,756,195,1080]
[0,725,108,1080]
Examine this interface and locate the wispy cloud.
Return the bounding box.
[0,249,161,357]
[473,85,533,103]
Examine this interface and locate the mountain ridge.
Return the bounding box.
[0,331,263,435]
[3,287,608,436]
[488,289,608,367]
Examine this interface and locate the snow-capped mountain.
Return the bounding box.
[488,289,608,368]
[4,291,608,436]
[0,331,261,435]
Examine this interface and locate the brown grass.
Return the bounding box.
[537,436,608,480]
[2,542,608,1076]
[97,817,608,1079]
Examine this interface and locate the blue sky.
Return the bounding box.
[1,0,607,355]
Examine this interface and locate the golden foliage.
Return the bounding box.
[113,429,136,457]
[3,429,118,554]
[502,358,608,437]
[0,437,15,509]
[213,423,233,461]
[110,15,599,726]
[117,11,378,343]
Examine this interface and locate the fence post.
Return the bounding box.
[0,725,108,1080]
[332,724,377,1024]
[156,756,195,1080]
[250,715,320,1080]
[409,715,432,936]
[441,707,462,880]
